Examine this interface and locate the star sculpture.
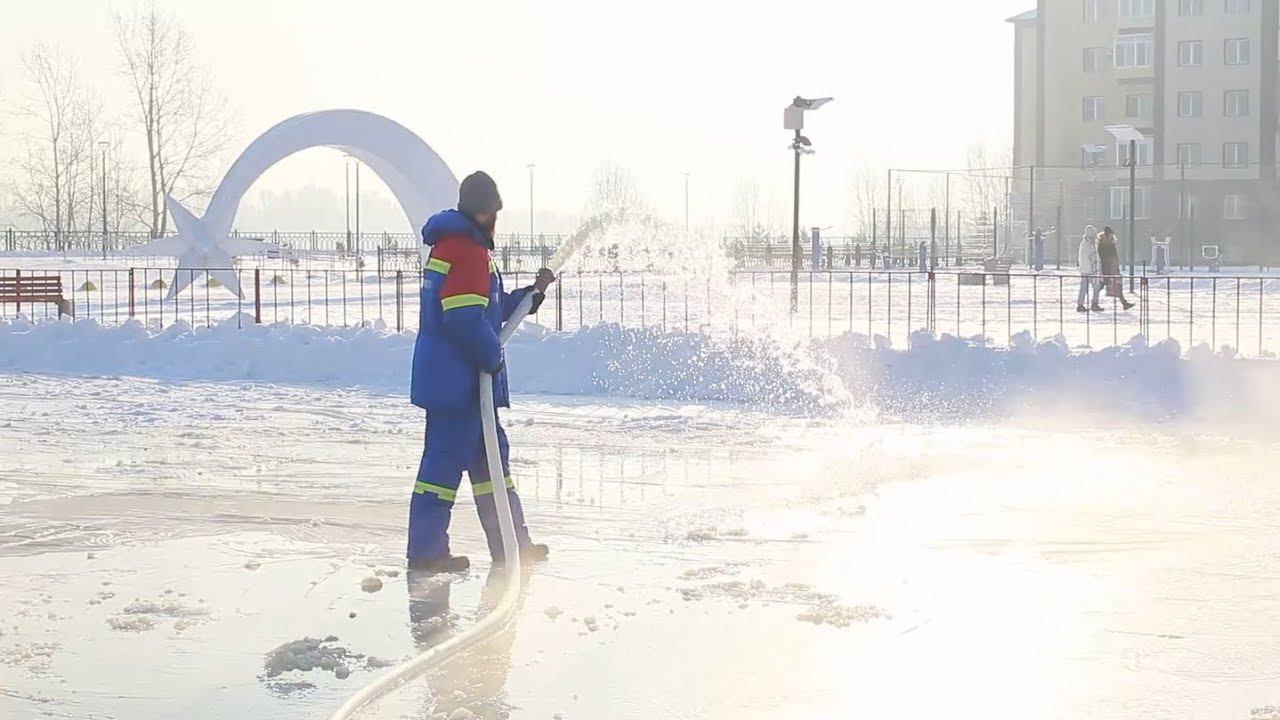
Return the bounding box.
[135,196,279,301]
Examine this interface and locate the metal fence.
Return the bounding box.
[6,265,1280,357]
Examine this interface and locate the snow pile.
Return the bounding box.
[5,315,1280,423]
[0,316,844,410]
[816,330,1280,423]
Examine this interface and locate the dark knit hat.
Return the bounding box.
[458,171,503,216]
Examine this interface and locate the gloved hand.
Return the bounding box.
[487,358,505,375]
[532,268,556,294]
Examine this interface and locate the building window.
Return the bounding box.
[1119,0,1155,16]
[1083,96,1106,122]
[1178,40,1203,66]
[1117,138,1154,166]
[1178,91,1203,117]
[1125,94,1154,121]
[1085,195,1101,221]
[1225,0,1250,14]
[1084,47,1109,72]
[1223,142,1249,167]
[1082,146,1107,167]
[1177,143,1203,165]
[1224,89,1250,117]
[1225,38,1250,65]
[1115,34,1155,67]
[1084,0,1104,21]
[1110,186,1151,219]
[1180,0,1204,14]
[1224,194,1247,220]
[1179,194,1197,220]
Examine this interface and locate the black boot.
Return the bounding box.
[1121,300,1135,310]
[1076,304,1088,313]
[521,543,550,563]
[492,543,550,566]
[1090,303,1104,312]
[407,555,470,575]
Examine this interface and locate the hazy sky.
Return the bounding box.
[2,0,1031,235]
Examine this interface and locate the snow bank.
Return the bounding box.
[0,316,844,410]
[4,315,1280,423]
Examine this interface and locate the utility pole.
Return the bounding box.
[1128,138,1136,292]
[344,157,352,252]
[683,172,690,235]
[885,169,893,266]
[527,164,536,239]
[791,127,801,311]
[1180,161,1187,270]
[355,160,362,255]
[99,141,108,259]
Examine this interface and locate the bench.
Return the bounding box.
[0,274,74,318]
[983,258,1013,287]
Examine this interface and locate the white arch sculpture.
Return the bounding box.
[139,109,459,299]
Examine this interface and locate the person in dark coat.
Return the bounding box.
[1096,226,1135,310]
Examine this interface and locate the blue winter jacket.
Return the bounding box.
[410,209,537,414]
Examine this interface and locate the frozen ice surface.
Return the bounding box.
[2,370,1280,718]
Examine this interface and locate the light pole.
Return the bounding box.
[99,141,108,259]
[354,159,362,255]
[344,155,353,252]
[683,172,690,235]
[1108,125,1143,292]
[527,164,535,239]
[784,95,833,313]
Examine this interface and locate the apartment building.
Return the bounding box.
[1009,0,1278,264]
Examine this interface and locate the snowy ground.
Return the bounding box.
[4,340,1280,717]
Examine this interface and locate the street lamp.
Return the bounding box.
[527,164,536,239]
[99,141,108,259]
[343,154,361,255]
[1107,124,1143,292]
[683,172,690,235]
[344,155,353,252]
[784,95,833,313]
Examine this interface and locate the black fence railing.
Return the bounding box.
[5,266,1280,357]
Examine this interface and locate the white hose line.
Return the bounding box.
[327,291,540,720]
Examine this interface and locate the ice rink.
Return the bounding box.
[3,373,1279,719]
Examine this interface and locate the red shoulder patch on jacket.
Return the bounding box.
[433,236,491,299]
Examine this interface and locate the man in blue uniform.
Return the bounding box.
[407,171,554,573]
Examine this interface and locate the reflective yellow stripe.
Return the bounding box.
[489,259,497,273]
[473,475,516,496]
[441,293,489,311]
[414,481,457,502]
[426,258,451,275]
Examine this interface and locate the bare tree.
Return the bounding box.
[587,161,644,214]
[961,141,1013,225]
[114,4,231,237]
[7,44,102,250]
[848,168,881,240]
[731,179,774,239]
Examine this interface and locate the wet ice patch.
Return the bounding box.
[679,579,889,628]
[260,635,393,691]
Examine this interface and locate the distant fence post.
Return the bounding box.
[395,270,404,333]
[253,269,262,324]
[128,268,136,317]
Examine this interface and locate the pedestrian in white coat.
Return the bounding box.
[1077,232,1103,312]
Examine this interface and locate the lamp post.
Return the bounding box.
[527,164,536,240]
[683,172,690,235]
[344,155,353,252]
[784,95,832,313]
[1107,125,1143,292]
[99,141,108,259]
